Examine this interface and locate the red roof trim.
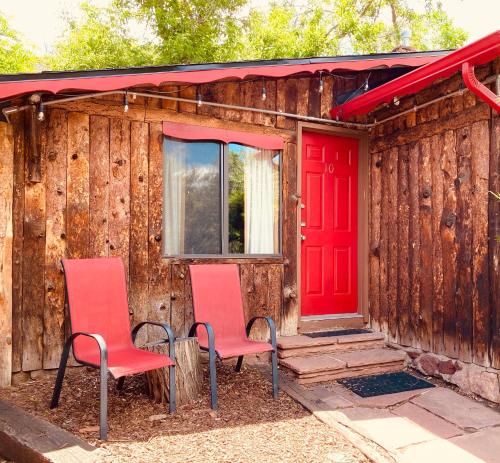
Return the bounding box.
[0,55,441,102]
[330,31,500,120]
[163,121,284,150]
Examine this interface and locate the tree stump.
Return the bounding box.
[144,337,202,406]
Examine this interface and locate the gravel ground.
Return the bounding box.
[0,363,368,463]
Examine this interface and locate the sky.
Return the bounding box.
[0,0,498,56]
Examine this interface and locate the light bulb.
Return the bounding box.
[364,80,369,91]
[261,85,267,101]
[318,72,324,93]
[123,93,129,113]
[37,103,45,121]
[196,88,202,107]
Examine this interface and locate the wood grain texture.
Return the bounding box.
[470,120,490,367]
[408,142,421,348]
[147,123,170,337]
[11,115,25,372]
[66,112,90,259]
[22,115,46,371]
[378,151,389,335]
[369,153,382,332]
[0,123,14,386]
[43,109,67,369]
[396,145,410,346]
[108,118,131,279]
[386,147,398,343]
[129,121,149,346]
[431,133,444,354]
[89,115,110,257]
[455,126,473,362]
[489,116,500,369]
[418,138,433,352]
[441,130,459,358]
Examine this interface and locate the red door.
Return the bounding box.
[301,131,358,316]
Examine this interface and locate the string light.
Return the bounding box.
[196,87,203,107]
[364,80,369,91]
[393,96,400,106]
[37,101,45,122]
[261,81,267,101]
[123,92,129,113]
[318,72,324,93]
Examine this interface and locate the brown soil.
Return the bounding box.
[0,362,368,463]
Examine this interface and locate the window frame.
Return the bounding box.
[163,138,283,259]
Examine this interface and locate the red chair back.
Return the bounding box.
[62,258,133,361]
[189,264,247,345]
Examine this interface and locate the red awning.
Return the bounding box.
[0,54,444,102]
[330,31,500,120]
[163,121,284,150]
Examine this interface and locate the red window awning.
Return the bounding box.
[330,31,500,120]
[163,121,284,150]
[0,54,444,102]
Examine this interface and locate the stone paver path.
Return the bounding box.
[298,379,500,463]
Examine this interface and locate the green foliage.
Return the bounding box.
[0,11,36,73]
[242,0,469,59]
[44,0,468,71]
[118,0,247,63]
[44,2,158,71]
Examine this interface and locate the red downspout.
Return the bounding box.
[461,62,500,112]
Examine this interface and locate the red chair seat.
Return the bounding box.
[78,347,174,379]
[200,338,274,359]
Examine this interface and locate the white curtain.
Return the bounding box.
[164,141,186,255]
[244,148,275,254]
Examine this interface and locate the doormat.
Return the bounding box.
[303,329,371,338]
[338,371,435,397]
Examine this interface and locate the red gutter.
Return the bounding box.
[330,31,500,120]
[0,55,439,102]
[462,62,500,112]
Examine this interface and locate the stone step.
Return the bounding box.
[277,331,386,359]
[279,347,406,384]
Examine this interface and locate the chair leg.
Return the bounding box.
[116,377,125,391]
[235,355,244,372]
[50,338,72,409]
[99,364,108,440]
[271,349,279,399]
[168,365,176,413]
[208,346,218,410]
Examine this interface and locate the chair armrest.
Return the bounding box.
[68,332,108,366]
[246,316,277,350]
[131,322,175,361]
[188,322,216,355]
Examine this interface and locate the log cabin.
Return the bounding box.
[0,31,498,402]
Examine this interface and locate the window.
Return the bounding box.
[163,135,281,257]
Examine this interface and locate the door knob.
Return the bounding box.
[301,234,306,241]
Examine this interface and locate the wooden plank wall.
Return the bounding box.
[8,70,387,372]
[369,62,499,368]
[0,122,14,386]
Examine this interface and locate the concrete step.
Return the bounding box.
[277,331,386,359]
[279,347,406,384]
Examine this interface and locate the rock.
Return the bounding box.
[407,351,419,360]
[438,359,457,375]
[418,354,439,375]
[468,369,500,404]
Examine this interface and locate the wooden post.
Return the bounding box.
[144,337,202,406]
[0,122,14,387]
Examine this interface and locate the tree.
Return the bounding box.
[118,0,247,63]
[44,2,158,71]
[241,0,468,59]
[46,0,468,71]
[0,11,36,73]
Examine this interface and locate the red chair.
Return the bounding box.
[188,264,278,409]
[50,258,176,440]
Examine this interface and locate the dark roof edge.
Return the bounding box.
[0,50,451,83]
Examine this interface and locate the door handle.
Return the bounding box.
[301,234,306,241]
[301,222,306,227]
